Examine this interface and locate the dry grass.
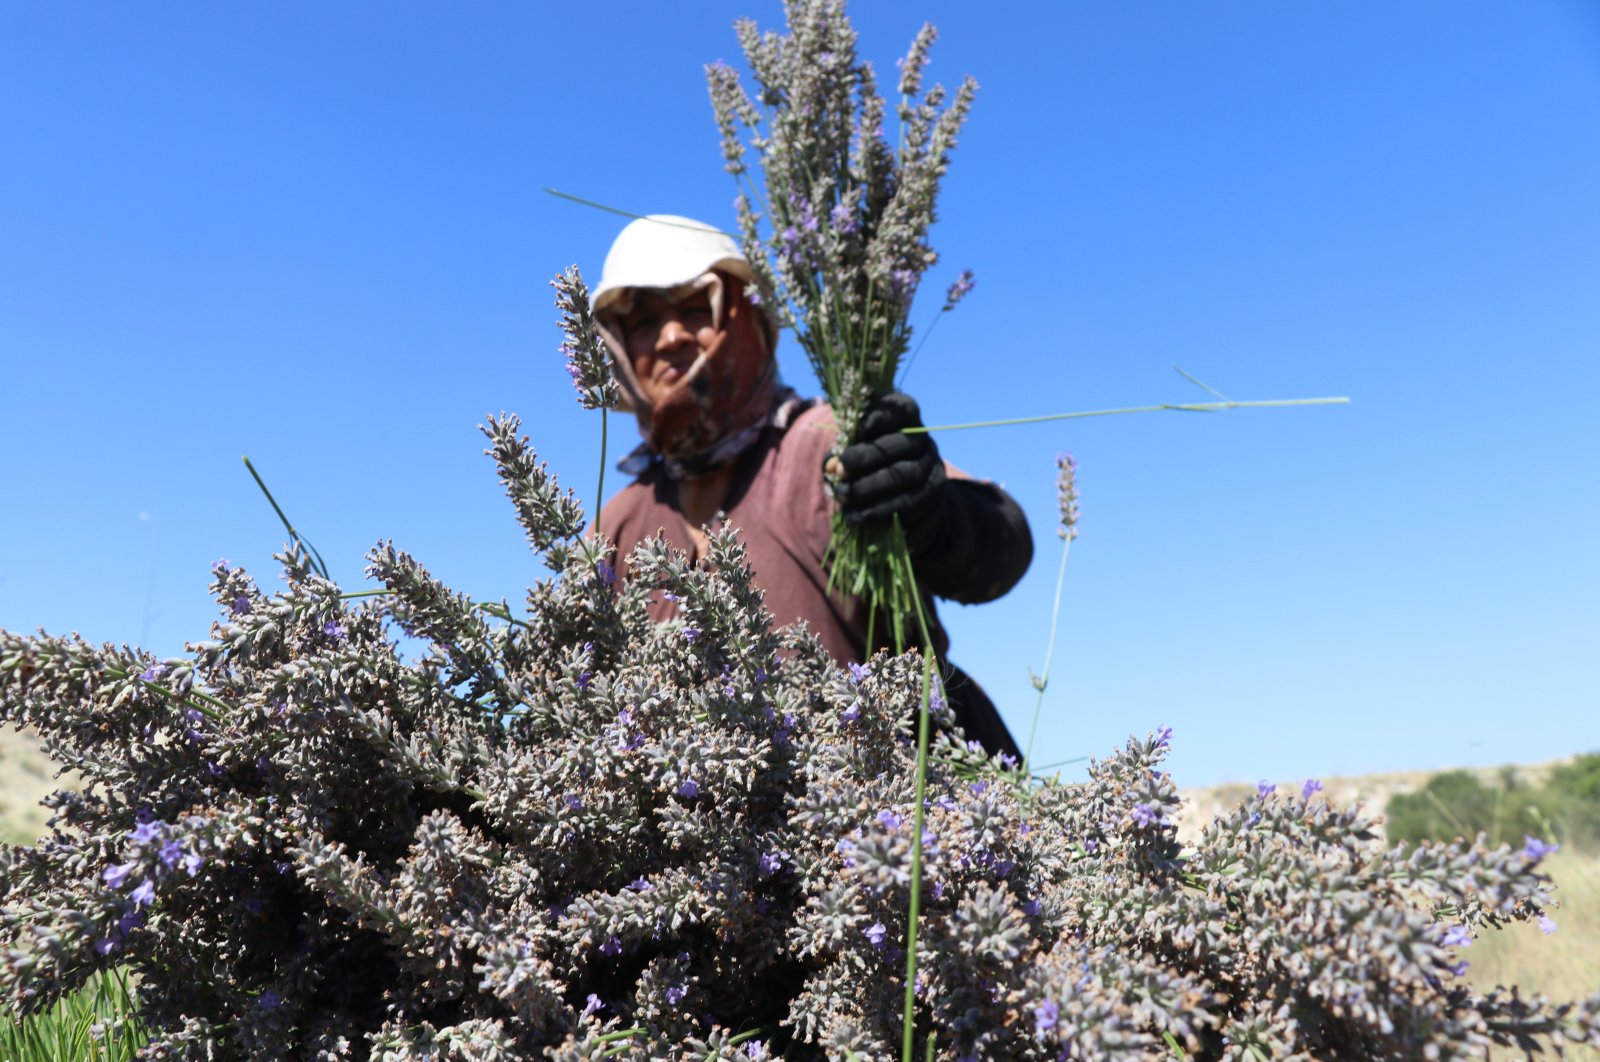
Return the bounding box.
[0,724,67,846]
[1467,846,1600,1016]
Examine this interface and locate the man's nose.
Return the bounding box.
[657,319,697,350]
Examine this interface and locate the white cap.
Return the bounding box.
[592,215,749,310]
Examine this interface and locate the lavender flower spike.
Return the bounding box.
[1055,453,1081,541]
[943,269,976,310]
[552,265,617,411]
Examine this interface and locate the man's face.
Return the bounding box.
[617,288,719,407]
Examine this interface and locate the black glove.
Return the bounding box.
[826,391,1033,605]
[829,392,946,528]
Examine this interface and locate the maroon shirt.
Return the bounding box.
[599,402,953,664]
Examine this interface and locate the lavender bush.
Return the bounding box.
[2,414,1598,1059]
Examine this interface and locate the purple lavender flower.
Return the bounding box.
[863,922,887,948]
[103,862,136,889]
[1539,914,1558,934]
[1448,960,1470,977]
[1035,998,1060,1038]
[232,595,250,615]
[211,558,229,574]
[1302,779,1324,801]
[1000,752,1019,769]
[130,880,155,907]
[675,779,699,799]
[1258,780,1277,799]
[970,781,989,797]
[596,559,616,586]
[830,202,855,233]
[889,268,917,302]
[138,664,165,684]
[661,590,680,602]
[599,936,622,956]
[129,820,163,845]
[929,689,944,713]
[1024,899,1042,916]
[682,626,699,643]
[758,851,782,877]
[1153,725,1172,748]
[322,620,345,641]
[1522,835,1560,861]
[943,269,976,309]
[1132,803,1157,828]
[627,876,652,892]
[877,809,905,830]
[182,851,205,877]
[259,990,282,1010]
[666,985,686,1005]
[840,699,861,723]
[564,794,583,810]
[848,661,870,683]
[575,670,592,691]
[158,840,183,868]
[753,666,768,684]
[94,936,120,956]
[582,992,604,1016]
[1441,924,1473,949]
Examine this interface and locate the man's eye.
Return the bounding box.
[626,313,662,338]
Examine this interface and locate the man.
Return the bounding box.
[590,215,1032,757]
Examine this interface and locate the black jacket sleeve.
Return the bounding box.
[903,476,1033,604]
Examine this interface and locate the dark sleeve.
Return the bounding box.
[904,477,1033,604]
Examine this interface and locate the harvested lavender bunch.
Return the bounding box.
[707,0,978,630]
[3,418,1598,1059]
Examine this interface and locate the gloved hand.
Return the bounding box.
[827,392,946,529]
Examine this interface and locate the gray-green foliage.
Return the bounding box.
[3,416,1599,1059]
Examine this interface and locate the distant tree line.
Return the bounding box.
[1386,753,1600,851]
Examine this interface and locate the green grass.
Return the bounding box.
[0,970,146,1062]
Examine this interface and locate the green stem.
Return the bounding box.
[338,589,392,600]
[595,405,608,540]
[1030,755,1089,774]
[593,1027,646,1043]
[896,304,949,390]
[1021,537,1073,790]
[895,526,942,1062]
[104,665,224,723]
[905,396,1350,434]
[542,188,735,234]
[902,645,937,1062]
[241,455,331,580]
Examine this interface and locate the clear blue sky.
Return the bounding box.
[3,3,1596,788]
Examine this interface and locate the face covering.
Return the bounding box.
[602,271,785,476]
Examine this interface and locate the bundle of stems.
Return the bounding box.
[706,0,977,646]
